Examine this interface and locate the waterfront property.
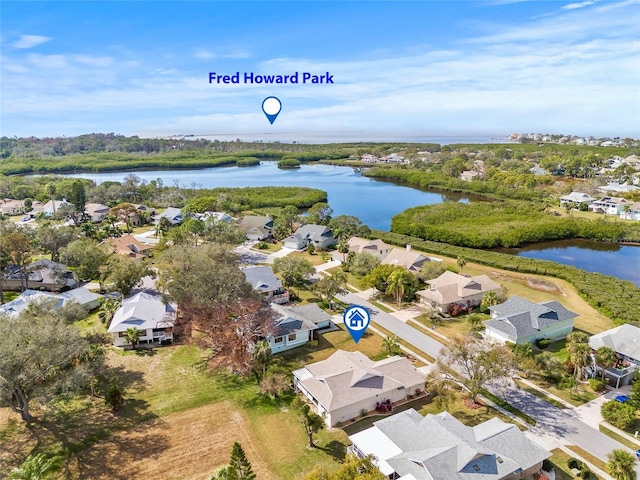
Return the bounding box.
[589,324,640,388]
[293,350,426,427]
[382,245,430,273]
[559,191,595,206]
[241,265,289,304]
[347,236,392,260]
[416,271,500,313]
[620,202,640,221]
[348,408,550,480]
[588,196,632,215]
[107,292,176,347]
[484,296,577,345]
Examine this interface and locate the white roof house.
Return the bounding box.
[589,324,640,387]
[348,409,550,480]
[108,292,177,347]
[559,192,596,205]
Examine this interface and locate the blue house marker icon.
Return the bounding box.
[348,309,365,328]
[344,306,370,343]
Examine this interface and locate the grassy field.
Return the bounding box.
[0,321,395,480]
[453,261,614,335]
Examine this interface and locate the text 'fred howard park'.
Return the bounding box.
[209,72,334,84]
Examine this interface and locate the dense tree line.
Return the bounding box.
[391,202,640,248]
[372,230,640,325]
[363,167,551,201]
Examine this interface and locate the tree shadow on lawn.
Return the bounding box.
[315,440,346,462]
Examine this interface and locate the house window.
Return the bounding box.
[274,337,284,343]
[288,333,297,342]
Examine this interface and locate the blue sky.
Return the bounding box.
[1,1,639,140]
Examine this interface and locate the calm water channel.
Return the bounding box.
[63,162,640,285]
[498,239,640,286]
[64,161,472,231]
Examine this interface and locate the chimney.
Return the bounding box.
[406,244,412,251]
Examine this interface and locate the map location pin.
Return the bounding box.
[262,96,282,124]
[343,305,371,343]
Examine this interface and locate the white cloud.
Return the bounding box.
[562,1,597,10]
[11,35,51,49]
[192,48,251,60]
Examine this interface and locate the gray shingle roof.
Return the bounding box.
[241,266,282,293]
[270,303,318,336]
[296,224,334,241]
[350,409,550,480]
[484,296,578,339]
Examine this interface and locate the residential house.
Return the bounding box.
[620,202,640,221]
[0,199,27,216]
[283,224,336,250]
[588,196,632,215]
[84,202,110,222]
[589,324,640,388]
[382,245,429,273]
[529,166,549,176]
[347,237,392,260]
[155,207,183,226]
[197,211,233,223]
[484,296,578,345]
[559,191,596,206]
[268,303,319,353]
[459,170,479,182]
[238,215,274,241]
[348,409,550,480]
[598,182,639,194]
[0,287,101,318]
[107,292,177,347]
[293,350,426,426]
[40,199,69,217]
[285,303,332,329]
[3,259,77,292]
[241,265,289,304]
[416,271,500,313]
[106,234,152,261]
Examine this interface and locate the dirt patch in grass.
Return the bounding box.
[526,277,562,293]
[76,401,275,480]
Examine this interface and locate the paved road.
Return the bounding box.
[337,292,444,360]
[338,291,637,473]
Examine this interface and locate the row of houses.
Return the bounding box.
[559,191,640,220]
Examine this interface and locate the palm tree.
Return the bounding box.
[607,449,637,480]
[385,269,413,307]
[569,342,591,381]
[124,327,140,350]
[251,339,273,380]
[457,255,467,274]
[337,236,349,263]
[45,182,56,214]
[382,335,400,356]
[466,313,483,331]
[595,346,617,382]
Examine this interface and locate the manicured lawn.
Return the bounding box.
[415,312,474,340]
[548,448,584,480]
[1,291,20,303]
[289,250,328,266]
[523,375,598,407]
[460,263,614,335]
[252,241,282,253]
